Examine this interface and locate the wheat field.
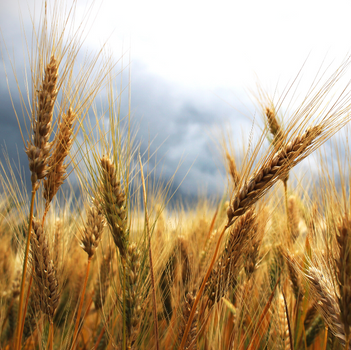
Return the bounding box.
[2,1,351,350]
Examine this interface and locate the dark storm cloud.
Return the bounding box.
[0,54,250,201]
[128,61,251,198]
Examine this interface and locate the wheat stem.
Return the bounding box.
[50,321,54,350]
[19,273,33,347]
[284,178,289,234]
[15,190,35,350]
[323,326,328,350]
[45,321,54,350]
[71,257,92,350]
[139,154,159,350]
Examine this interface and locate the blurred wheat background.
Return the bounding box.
[2,1,351,349]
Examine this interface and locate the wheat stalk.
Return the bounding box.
[278,292,291,350]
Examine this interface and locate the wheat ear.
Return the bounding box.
[80,205,105,259]
[178,292,198,350]
[226,152,240,187]
[265,105,290,231]
[26,55,58,190]
[265,106,283,146]
[304,303,318,331]
[100,156,128,259]
[227,125,322,224]
[30,218,60,320]
[43,107,76,217]
[285,252,304,304]
[287,196,300,243]
[125,243,142,349]
[205,209,257,308]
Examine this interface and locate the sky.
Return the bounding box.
[1,0,351,202]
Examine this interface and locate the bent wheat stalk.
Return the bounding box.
[179,125,323,350]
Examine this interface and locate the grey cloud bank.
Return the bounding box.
[0,35,251,202]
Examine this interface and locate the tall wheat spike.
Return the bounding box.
[26,55,58,190]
